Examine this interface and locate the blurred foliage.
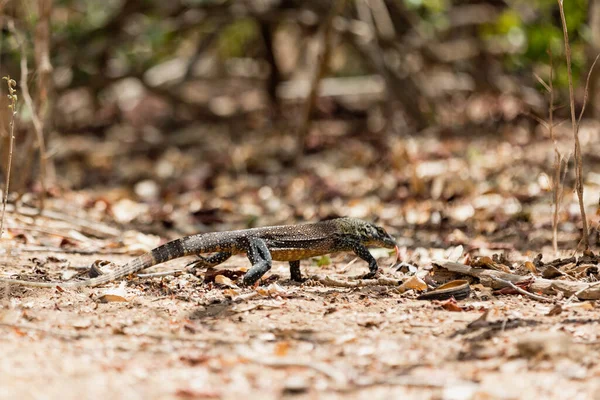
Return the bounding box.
[218,19,259,59]
[14,0,590,88]
[0,0,595,132]
[404,0,590,87]
[483,0,589,85]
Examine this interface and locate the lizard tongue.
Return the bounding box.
[389,245,400,269]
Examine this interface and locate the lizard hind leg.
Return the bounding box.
[289,260,305,282]
[242,238,272,286]
[186,252,232,272]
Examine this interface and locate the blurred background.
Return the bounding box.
[0,0,599,249]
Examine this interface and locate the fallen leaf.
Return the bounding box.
[445,245,464,262]
[256,283,287,297]
[440,298,464,312]
[524,261,537,273]
[96,281,130,303]
[398,276,427,292]
[214,275,239,289]
[546,305,563,316]
[96,293,128,303]
[204,268,245,283]
[274,341,290,356]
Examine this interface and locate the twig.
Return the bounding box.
[136,269,184,278]
[7,20,48,212]
[558,0,589,250]
[0,322,87,340]
[17,245,130,255]
[12,205,121,238]
[296,0,346,162]
[0,76,17,239]
[548,50,560,253]
[309,275,401,288]
[489,276,553,303]
[563,280,600,305]
[436,261,600,300]
[339,257,358,273]
[238,349,348,387]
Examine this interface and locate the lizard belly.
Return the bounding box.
[269,248,333,261]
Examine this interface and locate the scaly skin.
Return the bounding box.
[0,217,397,288]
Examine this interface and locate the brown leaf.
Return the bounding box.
[204,268,245,283]
[440,298,464,312]
[524,261,537,273]
[274,341,290,356]
[214,275,239,289]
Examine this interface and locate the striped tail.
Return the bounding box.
[0,236,197,288]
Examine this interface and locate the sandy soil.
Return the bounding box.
[1,250,599,400]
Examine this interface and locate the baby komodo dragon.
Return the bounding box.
[0,217,397,288]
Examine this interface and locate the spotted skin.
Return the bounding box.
[0,217,396,288]
[188,252,232,269]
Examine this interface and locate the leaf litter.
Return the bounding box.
[3,120,600,398]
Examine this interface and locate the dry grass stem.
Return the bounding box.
[1,76,17,239]
[558,0,589,250]
[8,20,49,212]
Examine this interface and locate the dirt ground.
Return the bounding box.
[1,248,600,400]
[2,120,600,400]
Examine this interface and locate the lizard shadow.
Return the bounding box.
[187,301,237,321]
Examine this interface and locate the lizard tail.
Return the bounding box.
[0,236,197,288]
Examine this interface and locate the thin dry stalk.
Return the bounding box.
[535,50,562,253]
[7,20,49,211]
[296,0,346,162]
[558,0,589,250]
[548,52,560,253]
[33,0,54,208]
[1,76,17,239]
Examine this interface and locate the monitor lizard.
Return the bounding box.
[0,217,397,288]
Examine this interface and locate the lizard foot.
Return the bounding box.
[360,271,379,280]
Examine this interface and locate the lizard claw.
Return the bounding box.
[360,271,379,280]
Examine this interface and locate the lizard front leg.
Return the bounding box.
[351,241,380,279]
[242,238,272,286]
[186,252,232,272]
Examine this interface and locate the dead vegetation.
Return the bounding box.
[2,0,600,398]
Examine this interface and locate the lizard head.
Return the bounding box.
[340,218,397,248]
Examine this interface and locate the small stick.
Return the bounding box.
[136,270,184,278]
[563,280,600,305]
[490,276,552,303]
[8,20,48,212]
[0,322,86,340]
[558,0,589,250]
[0,76,17,239]
[309,275,401,288]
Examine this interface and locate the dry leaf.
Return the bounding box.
[524,261,537,273]
[222,288,241,297]
[96,281,129,303]
[215,275,239,289]
[96,293,128,303]
[445,245,464,262]
[398,276,427,292]
[440,298,463,312]
[274,341,290,356]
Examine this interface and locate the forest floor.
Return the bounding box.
[2,117,600,399]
